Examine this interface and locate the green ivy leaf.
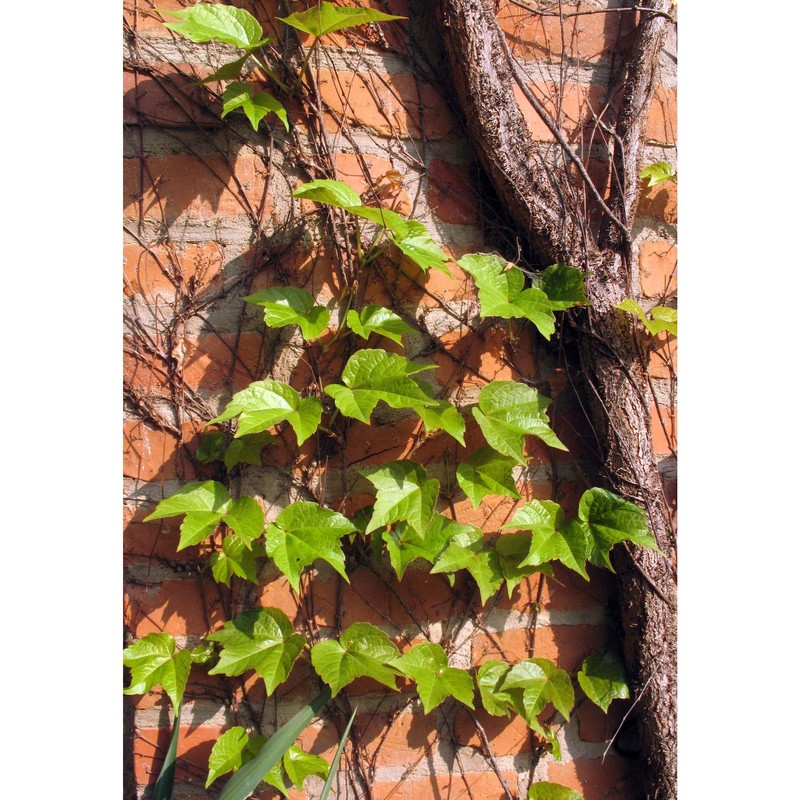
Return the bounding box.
[210,380,323,445]
[292,178,362,208]
[161,4,271,49]
[347,204,408,236]
[577,650,630,713]
[325,350,437,424]
[190,641,215,664]
[578,488,660,570]
[615,298,677,336]
[391,220,452,275]
[279,2,404,38]
[458,253,555,338]
[206,727,250,788]
[224,496,265,541]
[123,632,191,707]
[221,82,288,131]
[531,658,574,721]
[210,534,263,586]
[382,514,464,580]
[265,502,356,591]
[311,623,401,696]
[346,305,414,345]
[263,761,291,796]
[456,446,521,508]
[224,432,275,470]
[503,500,589,579]
[431,530,504,605]
[283,746,329,791]
[200,54,250,84]
[245,287,330,340]
[473,381,567,464]
[410,378,465,444]
[495,533,553,596]
[539,724,562,760]
[500,660,549,710]
[476,660,514,717]
[528,782,584,800]
[640,161,676,188]
[207,608,307,695]
[537,264,589,311]
[390,642,474,713]
[361,460,440,537]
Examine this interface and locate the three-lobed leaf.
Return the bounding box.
[346,305,414,345]
[456,446,521,508]
[473,381,567,464]
[210,534,264,586]
[265,502,356,591]
[577,649,630,713]
[208,608,306,695]
[382,514,465,580]
[279,2,404,38]
[536,263,589,311]
[616,298,677,336]
[211,380,323,445]
[311,623,401,696]
[431,528,504,605]
[223,432,275,470]
[221,82,289,131]
[246,287,330,340]
[161,4,271,49]
[123,632,191,708]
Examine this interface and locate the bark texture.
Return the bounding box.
[434,1,677,798]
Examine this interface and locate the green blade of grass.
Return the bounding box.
[218,689,331,800]
[319,705,357,800]
[152,700,182,800]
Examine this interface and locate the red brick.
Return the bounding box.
[646,85,677,145]
[404,770,520,800]
[498,2,636,63]
[123,419,205,482]
[650,402,676,457]
[123,241,224,300]
[181,332,265,395]
[648,333,677,380]
[428,160,479,225]
[133,723,223,788]
[357,710,437,766]
[639,240,676,300]
[124,579,227,637]
[123,152,271,224]
[472,624,609,673]
[317,70,457,139]
[123,64,222,127]
[454,706,532,755]
[547,755,638,800]
[333,152,412,216]
[514,82,605,143]
[637,179,677,224]
[577,696,631,742]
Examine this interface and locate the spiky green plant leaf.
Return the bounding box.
[494,532,553,596]
[293,178,362,208]
[311,623,401,696]
[207,608,306,694]
[245,287,330,340]
[391,220,452,275]
[265,502,356,590]
[123,632,191,707]
[161,4,271,49]
[390,642,474,713]
[346,305,414,345]
[456,446,521,508]
[210,380,323,445]
[476,660,514,716]
[473,381,567,464]
[577,650,630,712]
[279,2,404,38]
[361,460,440,537]
[325,350,437,424]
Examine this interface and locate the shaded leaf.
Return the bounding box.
[361,460,439,537]
[265,502,356,590]
[319,707,357,800]
[311,623,401,696]
[473,381,567,464]
[431,531,504,605]
[196,432,227,463]
[390,642,474,713]
[346,305,414,345]
[410,378,465,444]
[153,700,182,800]
[210,380,323,445]
[382,514,464,579]
[200,54,250,84]
[476,660,514,717]
[206,727,250,788]
[208,608,306,695]
[495,532,553,596]
[456,446,521,508]
[224,431,275,470]
[123,632,191,707]
[538,263,589,310]
[577,649,630,713]
[279,2,404,38]
[245,286,330,340]
[325,349,437,424]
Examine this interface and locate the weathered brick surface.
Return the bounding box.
[123,3,675,798]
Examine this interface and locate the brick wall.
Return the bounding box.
[123,2,677,798]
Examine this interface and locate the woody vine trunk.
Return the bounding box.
[432,1,677,798]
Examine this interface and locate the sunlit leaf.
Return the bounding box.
[456,446,521,508]
[390,220,452,275]
[615,298,677,336]
[577,650,630,713]
[472,381,567,464]
[431,529,504,605]
[283,746,329,791]
[382,514,464,579]
[221,82,288,131]
[279,2,404,38]
[206,727,250,788]
[311,623,401,696]
[528,782,584,800]
[640,161,675,188]
[410,378,465,444]
[123,632,191,707]
[476,660,514,716]
[208,608,306,695]
[245,286,330,340]
[346,305,414,345]
[292,178,361,208]
[161,4,270,49]
[210,534,263,585]
[265,502,356,591]
[210,380,323,445]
